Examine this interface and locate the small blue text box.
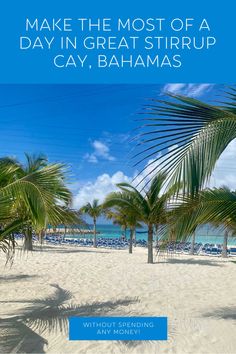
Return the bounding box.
[69,317,168,341]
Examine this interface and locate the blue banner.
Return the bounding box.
[69,317,168,341]
[0,0,235,83]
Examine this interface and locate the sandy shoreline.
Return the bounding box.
[0,244,236,354]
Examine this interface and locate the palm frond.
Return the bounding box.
[136,91,236,196]
[80,199,103,218]
[170,188,236,240]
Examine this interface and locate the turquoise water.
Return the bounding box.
[65,224,236,245]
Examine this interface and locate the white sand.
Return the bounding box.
[0,244,236,354]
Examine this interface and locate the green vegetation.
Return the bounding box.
[169,187,236,257]
[0,154,79,255]
[80,199,103,247]
[105,200,142,254]
[137,90,236,197]
[104,173,176,263]
[135,89,236,258]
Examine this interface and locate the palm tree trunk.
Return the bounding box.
[23,226,33,251]
[129,228,134,254]
[133,228,136,247]
[155,224,158,248]
[147,223,154,264]
[63,225,67,242]
[222,230,228,258]
[190,231,196,255]
[39,229,45,245]
[93,218,97,248]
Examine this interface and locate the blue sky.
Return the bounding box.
[0,84,160,180]
[0,83,230,212]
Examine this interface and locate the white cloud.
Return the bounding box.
[73,155,161,209]
[84,153,98,163]
[74,147,180,209]
[84,140,115,163]
[163,83,214,97]
[73,171,131,208]
[209,140,236,190]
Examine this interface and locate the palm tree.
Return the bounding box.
[105,207,141,254]
[0,154,73,253]
[80,199,103,247]
[135,89,236,197]
[169,187,236,257]
[106,208,128,238]
[104,173,176,263]
[126,215,142,254]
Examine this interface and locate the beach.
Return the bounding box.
[0,244,236,354]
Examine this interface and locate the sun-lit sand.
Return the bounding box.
[0,244,236,354]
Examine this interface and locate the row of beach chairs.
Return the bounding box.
[44,235,147,249]
[13,234,236,256]
[160,242,236,256]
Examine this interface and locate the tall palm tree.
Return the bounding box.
[133,91,236,254]
[105,207,141,254]
[0,154,73,253]
[106,208,128,238]
[135,89,236,197]
[104,173,176,263]
[80,199,103,247]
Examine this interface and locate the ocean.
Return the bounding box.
[65,224,236,246]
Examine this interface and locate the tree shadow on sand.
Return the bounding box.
[158,258,225,267]
[0,284,141,353]
[32,246,112,254]
[203,306,236,321]
[0,274,39,282]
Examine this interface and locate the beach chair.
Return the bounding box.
[209,247,220,256]
[229,247,236,256]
